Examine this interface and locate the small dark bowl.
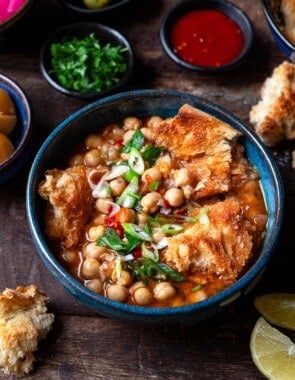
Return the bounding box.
[0,73,33,184]
[160,0,254,72]
[58,0,131,16]
[262,0,295,61]
[26,89,284,326]
[40,22,134,100]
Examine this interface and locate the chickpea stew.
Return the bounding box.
[38,104,268,308]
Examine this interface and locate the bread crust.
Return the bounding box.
[0,285,54,376]
[250,60,295,146]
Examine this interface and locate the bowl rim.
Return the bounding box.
[159,0,254,72]
[0,72,32,171]
[262,0,295,50]
[26,89,284,321]
[39,21,134,99]
[58,0,131,15]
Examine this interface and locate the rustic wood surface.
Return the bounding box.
[0,0,294,379]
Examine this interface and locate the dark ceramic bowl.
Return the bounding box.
[40,22,134,100]
[58,0,131,16]
[160,0,254,72]
[262,0,295,61]
[26,89,283,325]
[0,73,33,184]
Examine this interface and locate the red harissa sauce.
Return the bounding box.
[171,9,244,68]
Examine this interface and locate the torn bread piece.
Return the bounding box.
[250,60,295,146]
[0,285,54,377]
[38,165,93,249]
[151,103,241,199]
[281,0,295,44]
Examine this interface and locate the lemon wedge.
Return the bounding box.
[250,317,295,380]
[255,293,295,331]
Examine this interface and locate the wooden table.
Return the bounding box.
[0,1,294,379]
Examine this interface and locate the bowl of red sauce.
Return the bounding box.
[160,0,254,72]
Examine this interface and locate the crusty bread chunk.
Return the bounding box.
[250,60,295,146]
[162,198,253,294]
[151,103,241,199]
[281,0,295,44]
[38,165,93,248]
[0,285,54,377]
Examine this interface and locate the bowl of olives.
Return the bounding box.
[58,0,132,16]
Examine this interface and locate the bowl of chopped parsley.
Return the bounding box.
[39,22,134,99]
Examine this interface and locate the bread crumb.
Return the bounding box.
[250,61,295,146]
[0,285,54,376]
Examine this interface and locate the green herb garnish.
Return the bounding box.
[129,257,184,283]
[142,145,163,165]
[50,33,128,93]
[122,129,145,153]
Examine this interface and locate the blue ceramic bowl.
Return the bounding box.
[40,22,134,100]
[0,73,33,184]
[26,89,284,325]
[262,0,295,60]
[160,0,254,72]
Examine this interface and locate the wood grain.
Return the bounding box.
[0,0,294,378]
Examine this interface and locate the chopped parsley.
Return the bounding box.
[50,33,128,93]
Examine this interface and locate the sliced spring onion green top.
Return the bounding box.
[161,224,184,234]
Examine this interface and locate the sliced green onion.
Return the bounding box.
[161,224,184,235]
[117,177,139,208]
[192,284,202,292]
[122,223,152,241]
[103,164,129,180]
[149,181,160,191]
[141,242,159,262]
[124,168,139,182]
[128,147,145,175]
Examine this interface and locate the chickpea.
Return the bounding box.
[173,168,192,187]
[123,129,136,144]
[95,198,113,214]
[152,229,166,244]
[86,279,103,294]
[85,134,103,149]
[153,282,176,302]
[61,251,76,264]
[109,177,127,197]
[87,225,105,241]
[188,289,207,304]
[111,269,133,286]
[83,243,107,260]
[116,208,136,224]
[142,167,162,183]
[133,287,153,306]
[140,191,162,214]
[137,213,148,227]
[81,258,100,279]
[107,145,121,161]
[84,149,101,167]
[129,281,146,296]
[164,188,184,207]
[140,127,154,141]
[156,154,172,175]
[106,284,129,302]
[68,153,84,167]
[110,126,124,139]
[146,116,163,129]
[123,116,141,130]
